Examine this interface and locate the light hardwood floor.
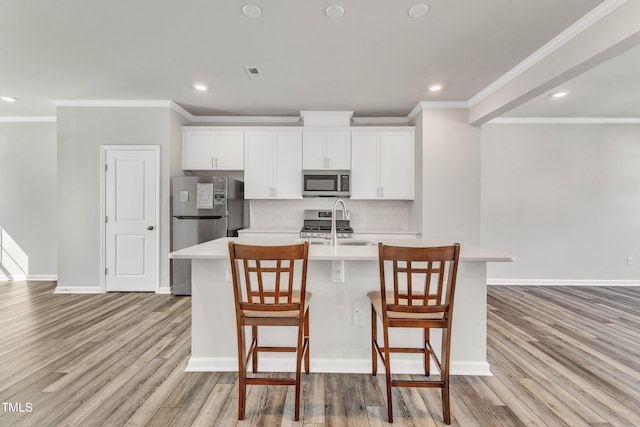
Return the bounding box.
[1,281,639,426]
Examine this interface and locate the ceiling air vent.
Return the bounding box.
[244,66,264,80]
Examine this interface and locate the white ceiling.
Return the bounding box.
[503,41,640,118]
[2,0,638,120]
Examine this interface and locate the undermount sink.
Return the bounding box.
[337,239,375,246]
[301,239,375,246]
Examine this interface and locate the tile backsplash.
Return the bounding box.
[249,199,410,231]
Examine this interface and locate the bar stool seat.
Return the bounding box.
[243,291,311,318]
[368,290,446,320]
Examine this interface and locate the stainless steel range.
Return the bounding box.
[300,209,353,239]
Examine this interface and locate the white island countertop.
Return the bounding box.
[170,236,514,263]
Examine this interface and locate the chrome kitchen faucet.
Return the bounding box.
[330,199,349,247]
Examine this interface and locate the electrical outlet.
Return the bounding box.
[354,305,365,326]
[332,260,345,283]
[627,256,634,266]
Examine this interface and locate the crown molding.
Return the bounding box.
[467,0,627,108]
[6,105,638,126]
[0,116,56,123]
[487,117,640,124]
[406,101,470,122]
[351,116,410,125]
[169,101,194,121]
[300,110,352,126]
[51,100,174,108]
[191,115,301,124]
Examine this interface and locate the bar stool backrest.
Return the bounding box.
[378,243,460,323]
[229,242,310,318]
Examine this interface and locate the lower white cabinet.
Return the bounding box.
[351,129,415,200]
[244,130,303,199]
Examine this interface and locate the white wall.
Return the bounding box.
[8,107,638,287]
[408,111,423,233]
[481,123,640,284]
[56,106,177,291]
[420,108,482,244]
[0,121,57,280]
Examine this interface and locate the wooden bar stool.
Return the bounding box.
[368,242,461,424]
[227,241,311,421]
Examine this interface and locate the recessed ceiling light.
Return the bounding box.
[429,84,443,92]
[408,4,429,18]
[325,5,345,19]
[551,91,569,98]
[242,5,262,18]
[1,96,17,102]
[193,83,208,91]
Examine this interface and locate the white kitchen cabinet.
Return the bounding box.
[351,129,415,200]
[302,130,350,170]
[182,128,244,170]
[244,130,303,199]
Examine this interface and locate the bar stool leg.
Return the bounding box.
[442,328,452,424]
[237,325,247,420]
[304,308,310,374]
[383,326,393,423]
[294,320,305,421]
[251,325,258,373]
[424,328,430,376]
[371,305,378,376]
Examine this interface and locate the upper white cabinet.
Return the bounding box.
[182,128,244,170]
[351,129,415,200]
[183,124,413,200]
[302,130,351,170]
[244,130,303,199]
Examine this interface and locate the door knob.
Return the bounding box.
[147,226,154,230]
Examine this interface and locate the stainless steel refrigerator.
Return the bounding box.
[171,176,245,295]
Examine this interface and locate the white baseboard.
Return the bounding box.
[0,274,58,281]
[452,361,492,376]
[54,285,102,294]
[51,285,174,294]
[488,279,640,286]
[186,357,492,376]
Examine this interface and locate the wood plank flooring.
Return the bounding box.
[1,281,639,426]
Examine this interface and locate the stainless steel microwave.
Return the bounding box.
[302,170,351,197]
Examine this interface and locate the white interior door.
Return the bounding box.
[105,147,158,292]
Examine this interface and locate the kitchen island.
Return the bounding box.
[170,237,513,376]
